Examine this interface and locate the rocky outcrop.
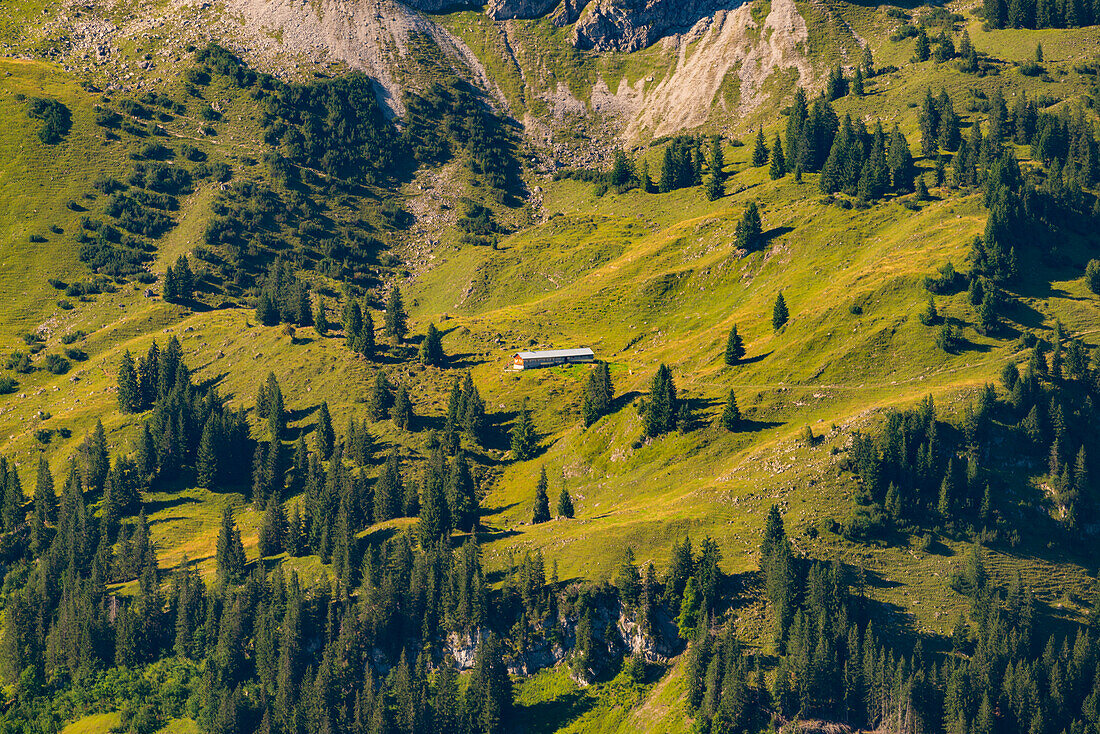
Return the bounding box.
[573,0,743,52]
[487,0,562,20]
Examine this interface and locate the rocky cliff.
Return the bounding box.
[573,0,745,52]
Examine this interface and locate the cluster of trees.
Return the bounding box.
[163,255,195,303]
[984,0,1100,28]
[820,116,915,200]
[402,75,517,193]
[845,330,1100,539]
[255,258,314,328]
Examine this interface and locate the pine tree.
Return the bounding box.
[83,419,109,493]
[734,202,763,252]
[314,295,329,335]
[392,384,413,430]
[769,134,787,179]
[721,390,741,431]
[117,350,141,413]
[356,308,376,358]
[677,577,702,639]
[913,27,931,62]
[315,401,335,459]
[751,127,769,167]
[216,505,247,586]
[772,292,789,331]
[511,400,537,460]
[557,484,574,519]
[532,467,551,524]
[644,364,678,437]
[174,255,194,301]
[197,419,219,488]
[384,286,408,346]
[258,497,287,558]
[851,65,865,96]
[581,361,613,428]
[724,325,745,365]
[704,137,725,200]
[419,323,445,366]
[344,298,363,347]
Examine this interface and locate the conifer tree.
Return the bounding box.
[751,127,769,167]
[344,298,363,348]
[258,497,287,558]
[510,400,537,460]
[913,27,931,62]
[315,402,335,459]
[82,420,109,493]
[392,384,413,430]
[384,286,408,346]
[557,483,574,519]
[852,65,865,96]
[724,325,745,365]
[644,364,678,437]
[419,323,445,366]
[734,202,763,252]
[677,577,701,639]
[581,362,613,427]
[721,390,741,431]
[532,467,551,524]
[313,295,328,335]
[374,452,402,522]
[197,419,219,488]
[769,134,787,179]
[704,137,725,200]
[117,350,141,413]
[772,292,789,331]
[216,505,247,586]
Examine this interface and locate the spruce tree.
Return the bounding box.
[557,484,574,519]
[532,467,551,524]
[721,390,741,431]
[704,137,725,200]
[314,295,328,335]
[643,364,678,437]
[315,402,335,459]
[216,504,247,586]
[510,399,537,460]
[197,419,219,488]
[851,65,865,96]
[419,323,445,366]
[724,325,745,365]
[392,384,413,430]
[344,298,363,348]
[751,127,769,167]
[117,350,141,413]
[734,202,763,252]
[772,292,789,331]
[913,27,931,62]
[357,308,376,359]
[384,286,408,346]
[581,362,613,428]
[769,135,787,179]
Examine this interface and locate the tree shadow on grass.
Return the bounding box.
[143,494,202,516]
[515,689,597,734]
[480,501,522,519]
[735,350,774,366]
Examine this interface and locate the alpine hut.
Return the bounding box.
[512,348,595,370]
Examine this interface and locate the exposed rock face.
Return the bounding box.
[573,0,742,52]
[486,0,562,20]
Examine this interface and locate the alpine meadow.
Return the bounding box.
[2,0,1100,732]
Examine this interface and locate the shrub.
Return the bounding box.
[923,262,962,293]
[0,376,16,394]
[27,97,71,144]
[57,300,74,310]
[935,323,963,353]
[43,354,70,374]
[28,234,45,243]
[59,330,86,344]
[6,352,33,373]
[48,278,65,289]
[64,348,87,361]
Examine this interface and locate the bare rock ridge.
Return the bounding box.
[399,0,745,51]
[574,0,746,51]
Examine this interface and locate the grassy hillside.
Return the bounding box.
[2,0,1100,731]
